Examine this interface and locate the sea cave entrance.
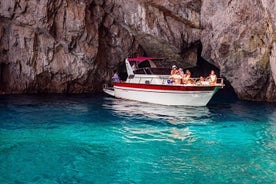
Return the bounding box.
[189,56,237,103]
[187,41,237,103]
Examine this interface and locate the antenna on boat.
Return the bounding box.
[125,58,134,78]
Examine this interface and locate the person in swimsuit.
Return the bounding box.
[207,70,217,85]
[170,65,181,84]
[182,70,192,84]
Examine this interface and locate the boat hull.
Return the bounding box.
[103,86,115,97]
[113,83,221,106]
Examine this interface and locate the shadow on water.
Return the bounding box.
[208,77,238,105]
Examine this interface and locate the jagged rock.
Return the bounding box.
[271,42,276,83]
[0,0,275,102]
[201,0,276,101]
[113,0,201,67]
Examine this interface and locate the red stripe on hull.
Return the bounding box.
[114,82,218,91]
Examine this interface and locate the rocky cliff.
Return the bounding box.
[0,0,275,102]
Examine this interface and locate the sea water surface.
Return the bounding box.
[0,94,275,184]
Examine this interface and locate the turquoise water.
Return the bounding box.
[0,94,275,184]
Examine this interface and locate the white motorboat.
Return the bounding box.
[103,57,224,106]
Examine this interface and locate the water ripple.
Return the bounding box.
[0,95,275,183]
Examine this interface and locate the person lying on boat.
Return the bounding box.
[182,70,194,84]
[196,76,209,85]
[206,70,217,85]
[112,70,120,83]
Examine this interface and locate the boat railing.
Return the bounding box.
[127,75,224,87]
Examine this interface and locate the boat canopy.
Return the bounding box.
[128,57,162,62]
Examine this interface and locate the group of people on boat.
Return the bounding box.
[169,65,217,85]
[112,63,218,86]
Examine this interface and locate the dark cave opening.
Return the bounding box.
[190,42,238,102]
[0,63,8,91]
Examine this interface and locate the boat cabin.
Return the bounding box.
[125,57,171,85]
[128,57,170,75]
[124,57,224,86]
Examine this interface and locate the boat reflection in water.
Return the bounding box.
[104,97,212,124]
[103,96,213,143]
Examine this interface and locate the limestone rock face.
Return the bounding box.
[113,0,202,67]
[0,0,275,102]
[0,0,99,93]
[201,0,276,101]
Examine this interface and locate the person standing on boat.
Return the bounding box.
[112,70,120,83]
[206,70,217,85]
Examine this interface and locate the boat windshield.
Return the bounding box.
[134,67,171,75]
[129,57,169,75]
